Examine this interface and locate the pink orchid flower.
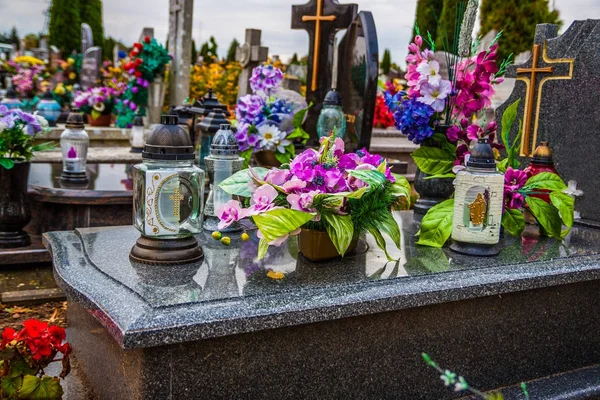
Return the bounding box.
[264,168,290,186]
[217,200,247,230]
[249,184,278,214]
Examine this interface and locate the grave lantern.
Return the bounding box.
[198,109,230,170]
[450,138,504,256]
[203,124,244,232]
[129,115,205,265]
[317,88,346,138]
[60,109,89,184]
[36,90,62,127]
[129,110,145,153]
[0,88,23,110]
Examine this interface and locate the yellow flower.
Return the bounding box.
[67,58,75,66]
[54,83,65,95]
[241,233,249,241]
[267,270,285,280]
[14,55,44,65]
[69,72,76,80]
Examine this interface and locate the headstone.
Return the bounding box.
[113,44,120,66]
[336,11,378,152]
[235,29,268,98]
[286,64,307,81]
[139,27,154,43]
[81,23,93,55]
[496,20,600,224]
[167,0,194,106]
[291,0,357,137]
[80,46,102,90]
[283,77,302,93]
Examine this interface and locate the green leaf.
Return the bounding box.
[286,127,310,142]
[274,145,294,165]
[292,103,312,129]
[31,142,56,152]
[424,173,456,180]
[219,167,269,197]
[411,146,455,175]
[550,191,575,237]
[2,376,22,399]
[502,208,525,237]
[0,158,15,169]
[522,172,567,192]
[526,196,562,239]
[379,212,401,250]
[501,98,520,150]
[327,187,367,200]
[421,353,439,369]
[322,213,354,256]
[347,169,387,187]
[91,109,101,120]
[18,375,63,400]
[368,227,394,261]
[252,208,315,243]
[497,158,508,173]
[240,149,252,169]
[257,238,269,260]
[416,198,454,248]
[9,356,37,377]
[391,174,412,208]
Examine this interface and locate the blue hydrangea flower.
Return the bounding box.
[393,96,435,144]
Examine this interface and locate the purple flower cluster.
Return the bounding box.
[74,86,116,113]
[249,64,284,95]
[392,96,435,144]
[0,105,45,136]
[236,94,265,126]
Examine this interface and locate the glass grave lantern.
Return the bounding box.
[36,89,61,127]
[0,87,23,110]
[198,108,230,171]
[129,115,205,265]
[317,88,346,139]
[60,110,89,184]
[203,124,244,232]
[450,138,504,256]
[129,110,145,153]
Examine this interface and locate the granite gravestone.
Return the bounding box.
[235,29,268,98]
[168,0,194,106]
[336,11,378,152]
[81,23,93,54]
[79,47,101,90]
[496,20,600,225]
[291,0,357,137]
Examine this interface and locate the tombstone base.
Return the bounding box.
[129,236,204,266]
[0,230,31,249]
[450,240,501,257]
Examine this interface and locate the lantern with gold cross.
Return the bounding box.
[130,115,205,265]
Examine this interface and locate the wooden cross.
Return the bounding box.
[169,187,184,219]
[516,42,574,157]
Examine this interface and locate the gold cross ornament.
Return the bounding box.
[302,0,337,92]
[169,187,184,219]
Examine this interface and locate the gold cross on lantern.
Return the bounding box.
[516,42,574,157]
[302,0,337,91]
[169,187,184,219]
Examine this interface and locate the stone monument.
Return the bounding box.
[496,20,600,225]
[81,23,93,55]
[80,47,101,91]
[291,0,357,137]
[167,0,194,107]
[139,27,154,42]
[235,29,269,98]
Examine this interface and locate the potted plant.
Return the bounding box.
[1,320,71,399]
[234,64,310,168]
[217,133,411,261]
[0,106,52,248]
[73,86,117,127]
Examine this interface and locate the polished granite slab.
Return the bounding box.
[44,212,600,349]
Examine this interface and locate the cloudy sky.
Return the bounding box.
[1,0,598,64]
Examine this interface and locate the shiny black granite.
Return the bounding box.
[44,211,600,349]
[29,163,135,191]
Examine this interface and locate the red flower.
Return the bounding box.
[135,58,143,66]
[134,71,142,78]
[1,327,17,348]
[49,325,66,346]
[373,94,395,129]
[133,42,143,51]
[144,36,151,44]
[23,319,48,339]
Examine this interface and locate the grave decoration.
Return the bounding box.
[129,110,145,153]
[35,89,61,127]
[235,29,268,98]
[415,101,576,249]
[0,88,23,110]
[0,320,71,399]
[130,115,205,265]
[115,36,171,128]
[74,86,119,127]
[234,64,310,168]
[59,110,89,185]
[217,132,411,261]
[316,88,346,139]
[0,106,51,248]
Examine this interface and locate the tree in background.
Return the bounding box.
[480,0,561,63]
[289,53,299,65]
[412,0,444,44]
[226,38,239,63]
[80,0,104,49]
[23,34,39,50]
[49,0,81,54]
[434,0,465,52]
[103,36,127,61]
[381,48,391,75]
[199,36,218,62]
[191,39,197,64]
[0,27,20,46]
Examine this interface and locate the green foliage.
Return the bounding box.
[381,49,392,75]
[200,36,218,61]
[502,208,525,237]
[289,53,299,65]
[102,36,126,62]
[322,213,354,256]
[219,167,269,197]
[191,40,198,64]
[434,0,465,53]
[0,115,54,167]
[526,196,562,239]
[411,145,456,175]
[49,0,81,54]
[18,375,63,400]
[253,209,315,243]
[0,27,20,46]
[521,172,567,192]
[479,0,561,65]
[412,0,444,45]
[80,0,104,49]
[549,191,574,237]
[226,39,239,63]
[498,99,522,172]
[347,169,387,187]
[416,198,454,247]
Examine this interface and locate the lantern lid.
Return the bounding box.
[42,89,55,101]
[5,87,17,99]
[467,137,496,169]
[532,141,554,165]
[198,109,230,135]
[201,89,229,116]
[210,124,239,156]
[132,110,144,127]
[142,115,195,160]
[323,88,342,106]
[65,109,85,129]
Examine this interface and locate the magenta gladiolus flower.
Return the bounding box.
[216,200,247,230]
[504,167,528,190]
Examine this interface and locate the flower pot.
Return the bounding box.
[87,113,112,127]
[0,162,31,248]
[254,150,281,168]
[297,229,358,262]
[147,77,167,125]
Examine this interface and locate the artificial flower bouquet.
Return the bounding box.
[74,86,118,120]
[234,64,310,166]
[0,105,52,169]
[1,320,71,399]
[216,134,411,260]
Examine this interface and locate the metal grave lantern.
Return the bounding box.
[60,110,89,184]
[317,88,346,139]
[130,115,205,265]
[129,110,145,153]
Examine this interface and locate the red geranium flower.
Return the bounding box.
[49,325,66,346]
[134,71,142,78]
[1,327,17,348]
[144,36,151,44]
[23,319,48,339]
[133,42,143,51]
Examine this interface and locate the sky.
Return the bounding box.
[0,0,599,64]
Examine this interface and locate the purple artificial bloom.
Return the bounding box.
[142,80,149,88]
[249,184,278,214]
[338,153,359,170]
[282,177,307,193]
[129,102,137,110]
[131,86,139,94]
[137,77,143,86]
[264,168,291,186]
[249,64,284,95]
[0,105,8,115]
[290,148,319,182]
[15,110,41,135]
[359,149,383,167]
[417,80,452,112]
[0,114,16,129]
[67,146,77,158]
[235,94,265,125]
[504,167,528,191]
[287,191,319,212]
[247,134,259,147]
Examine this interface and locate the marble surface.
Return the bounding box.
[44,211,600,349]
[32,148,142,164]
[28,162,135,191]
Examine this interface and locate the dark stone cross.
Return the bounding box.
[292,0,357,136]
